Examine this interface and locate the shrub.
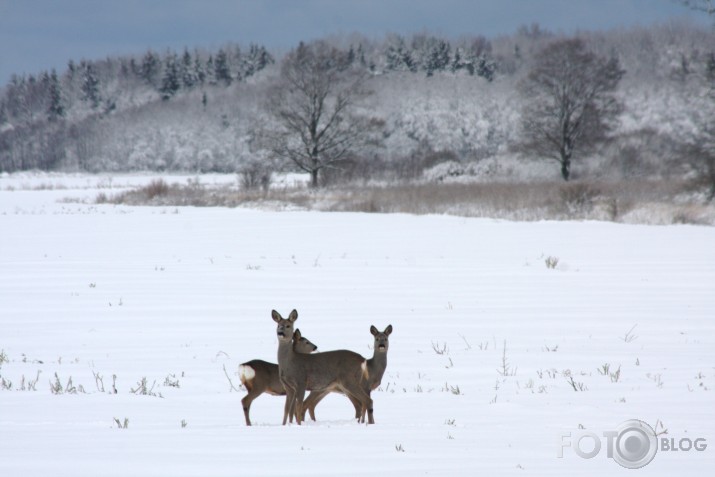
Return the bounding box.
[238,161,272,191]
[143,179,170,199]
[557,182,601,216]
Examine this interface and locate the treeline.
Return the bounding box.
[3,44,274,119]
[0,23,712,179]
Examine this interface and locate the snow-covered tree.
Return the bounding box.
[160,54,181,100]
[385,36,417,72]
[140,50,161,87]
[214,49,232,86]
[81,62,101,109]
[46,69,65,121]
[423,37,451,76]
[205,55,217,85]
[241,44,274,78]
[193,52,206,85]
[180,48,197,88]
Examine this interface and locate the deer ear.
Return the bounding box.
[293,329,302,340]
[384,325,393,336]
[271,310,282,323]
[370,325,379,336]
[289,309,298,322]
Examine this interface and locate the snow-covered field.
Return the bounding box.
[1,174,713,476]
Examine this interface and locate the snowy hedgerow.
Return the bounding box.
[422,161,465,182]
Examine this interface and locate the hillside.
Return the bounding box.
[0,22,713,185]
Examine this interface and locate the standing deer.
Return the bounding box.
[303,324,392,423]
[238,334,318,426]
[272,309,374,425]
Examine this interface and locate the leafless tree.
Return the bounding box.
[262,41,378,188]
[518,38,625,181]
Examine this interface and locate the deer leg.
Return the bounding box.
[282,386,296,426]
[241,387,264,426]
[347,393,362,420]
[342,383,374,425]
[294,386,306,425]
[304,389,328,421]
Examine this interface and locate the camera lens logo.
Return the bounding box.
[613,419,658,469]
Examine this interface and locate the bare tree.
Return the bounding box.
[518,38,625,181]
[263,41,378,188]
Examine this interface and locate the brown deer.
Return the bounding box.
[272,309,374,425]
[303,324,392,423]
[238,334,318,426]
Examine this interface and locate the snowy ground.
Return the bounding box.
[1,174,713,476]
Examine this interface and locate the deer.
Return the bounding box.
[303,324,392,423]
[238,333,318,426]
[272,309,375,425]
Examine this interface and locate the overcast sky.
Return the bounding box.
[0,0,708,85]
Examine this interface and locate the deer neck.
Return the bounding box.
[368,349,388,377]
[277,338,293,367]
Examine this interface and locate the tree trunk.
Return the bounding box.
[309,151,320,188]
[560,157,571,181]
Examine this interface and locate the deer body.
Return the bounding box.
[272,309,374,425]
[239,334,317,426]
[305,325,392,423]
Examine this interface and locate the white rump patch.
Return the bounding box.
[239,364,255,384]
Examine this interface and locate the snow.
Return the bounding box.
[1,174,714,475]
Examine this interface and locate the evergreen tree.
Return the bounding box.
[476,56,497,82]
[47,69,65,121]
[193,52,206,85]
[385,36,416,72]
[240,44,274,79]
[141,50,161,87]
[0,101,8,125]
[180,48,197,88]
[81,62,101,109]
[253,44,274,72]
[450,48,462,73]
[67,60,77,80]
[232,46,244,82]
[160,54,181,100]
[129,58,140,77]
[357,43,367,67]
[205,55,216,85]
[425,39,451,76]
[214,49,232,85]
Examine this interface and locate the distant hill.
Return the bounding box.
[1,22,712,182]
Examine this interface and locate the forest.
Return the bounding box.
[0,21,713,197]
